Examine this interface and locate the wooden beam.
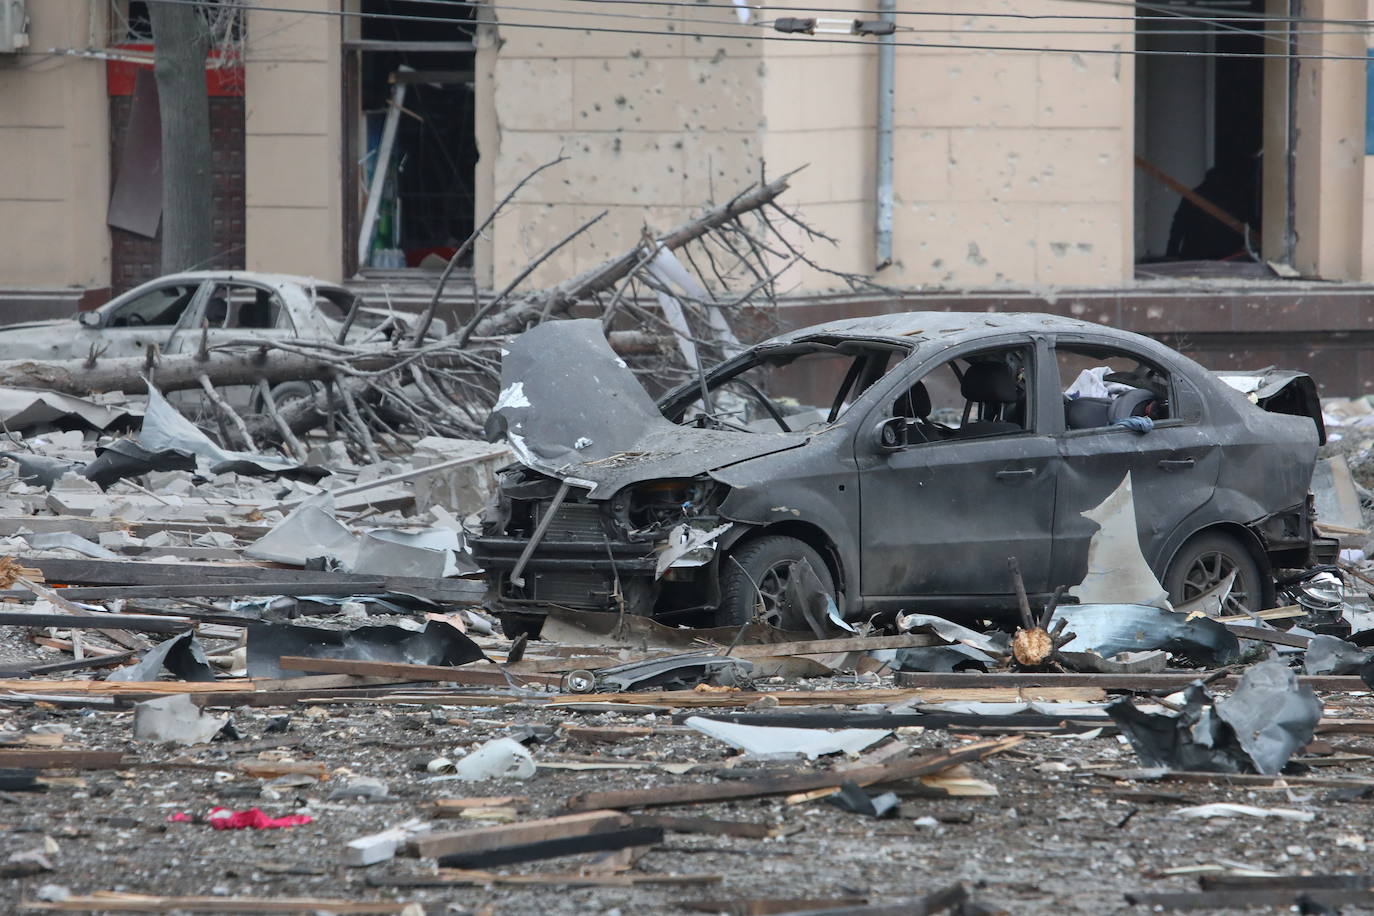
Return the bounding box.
[277,656,561,688]
[436,825,664,868]
[893,672,1367,691]
[565,736,1021,812]
[548,686,1107,708]
[411,810,632,859]
[22,893,411,913]
[0,750,125,769]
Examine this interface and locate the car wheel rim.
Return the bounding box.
[753,560,797,629]
[1180,550,1250,614]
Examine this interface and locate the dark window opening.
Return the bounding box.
[900,346,1033,442]
[1134,0,1265,273]
[352,1,479,272]
[1054,342,1182,430]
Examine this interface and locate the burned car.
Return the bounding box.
[0,271,442,408]
[472,314,1328,633]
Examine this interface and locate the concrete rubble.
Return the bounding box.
[3,346,1374,914]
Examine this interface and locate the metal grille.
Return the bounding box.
[520,571,609,607]
[533,501,604,541]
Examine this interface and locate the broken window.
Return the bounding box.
[896,345,1033,442]
[1055,342,1178,430]
[202,284,287,330]
[668,340,907,433]
[105,283,200,327]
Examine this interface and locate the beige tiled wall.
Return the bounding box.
[243,2,343,282]
[0,3,110,288]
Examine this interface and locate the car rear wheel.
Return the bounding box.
[1164,530,1266,615]
[716,535,837,630]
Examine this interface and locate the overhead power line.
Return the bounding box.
[134,0,1374,62]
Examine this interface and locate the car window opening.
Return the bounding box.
[674,340,908,433]
[105,283,199,327]
[1055,343,1174,430]
[896,346,1032,442]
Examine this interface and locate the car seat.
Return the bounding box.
[204,296,229,327]
[1065,396,1112,429]
[892,381,947,443]
[954,361,1023,438]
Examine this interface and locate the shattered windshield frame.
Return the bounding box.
[658,337,914,434]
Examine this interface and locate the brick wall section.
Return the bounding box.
[108,95,247,294]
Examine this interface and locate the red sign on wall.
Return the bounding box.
[106,43,244,97]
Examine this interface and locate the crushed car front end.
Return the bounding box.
[473,469,735,626]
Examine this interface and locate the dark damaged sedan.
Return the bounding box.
[473,313,1329,633]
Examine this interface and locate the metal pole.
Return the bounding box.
[1284,0,1301,265]
[874,0,896,271]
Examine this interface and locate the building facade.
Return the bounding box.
[0,1,1371,374]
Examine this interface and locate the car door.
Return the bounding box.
[90,280,209,359]
[1048,334,1222,589]
[165,281,299,409]
[856,335,1061,606]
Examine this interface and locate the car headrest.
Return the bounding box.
[895,381,932,419]
[961,361,1019,403]
[1108,387,1157,423]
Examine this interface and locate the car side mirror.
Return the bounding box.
[77,311,101,329]
[874,416,908,453]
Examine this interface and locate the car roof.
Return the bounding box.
[765,311,1128,347]
[134,271,350,296]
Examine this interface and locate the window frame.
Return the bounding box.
[1050,333,1200,438]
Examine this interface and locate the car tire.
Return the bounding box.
[716,535,837,630]
[1164,530,1267,615]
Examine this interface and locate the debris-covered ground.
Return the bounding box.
[6,176,1374,913]
[1,408,1374,914]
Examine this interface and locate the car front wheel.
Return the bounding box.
[716,535,837,630]
[1164,530,1266,615]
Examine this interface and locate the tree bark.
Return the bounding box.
[149,1,215,273]
[0,331,665,398]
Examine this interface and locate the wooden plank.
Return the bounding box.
[721,634,938,657]
[560,724,656,743]
[0,750,125,769]
[1123,888,1374,910]
[565,736,1022,812]
[685,898,868,915]
[631,814,783,839]
[0,612,193,633]
[1225,624,1311,648]
[369,871,721,888]
[430,795,529,816]
[411,810,632,859]
[0,583,382,600]
[436,825,664,868]
[548,687,1106,708]
[0,650,139,678]
[893,672,1369,691]
[0,679,251,696]
[21,893,410,913]
[277,656,561,688]
[1096,768,1374,789]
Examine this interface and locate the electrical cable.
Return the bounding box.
[125,0,1374,63]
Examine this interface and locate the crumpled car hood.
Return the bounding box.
[490,319,807,498]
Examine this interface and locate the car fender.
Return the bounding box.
[1154,495,1276,597]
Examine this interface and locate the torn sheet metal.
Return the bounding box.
[826,781,900,818]
[245,619,485,679]
[134,385,325,482]
[1108,661,1321,775]
[1304,634,1370,675]
[4,453,82,489]
[82,438,196,489]
[655,522,732,578]
[539,607,813,652]
[351,528,470,579]
[895,613,1008,656]
[133,694,228,745]
[25,532,120,560]
[0,387,135,432]
[489,319,805,497]
[589,653,756,692]
[684,715,889,760]
[893,643,997,673]
[1215,661,1322,774]
[1050,603,1239,666]
[244,494,357,566]
[1216,368,1325,445]
[1069,473,1170,609]
[108,631,217,683]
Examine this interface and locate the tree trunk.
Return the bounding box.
[149,1,214,273]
